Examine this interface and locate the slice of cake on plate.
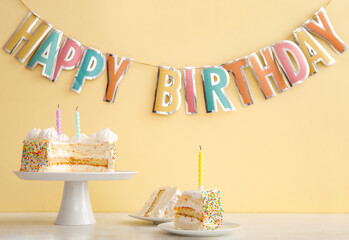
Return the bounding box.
[174,189,223,230]
[20,127,118,172]
[137,186,181,218]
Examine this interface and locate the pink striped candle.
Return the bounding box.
[56,104,61,136]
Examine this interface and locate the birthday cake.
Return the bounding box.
[20,127,118,172]
[137,186,181,218]
[174,189,223,230]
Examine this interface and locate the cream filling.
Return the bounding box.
[176,193,203,213]
[39,164,112,172]
[175,201,203,213]
[182,190,202,199]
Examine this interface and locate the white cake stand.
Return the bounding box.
[13,171,137,226]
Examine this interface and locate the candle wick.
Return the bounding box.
[76,106,78,111]
[199,145,202,150]
[58,104,59,108]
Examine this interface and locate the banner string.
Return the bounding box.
[16,0,333,70]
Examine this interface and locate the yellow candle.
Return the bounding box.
[198,146,203,191]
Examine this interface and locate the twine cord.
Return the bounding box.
[16,0,333,70]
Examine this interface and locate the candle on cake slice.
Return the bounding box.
[198,145,203,191]
[173,146,223,230]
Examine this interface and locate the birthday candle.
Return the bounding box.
[76,107,80,141]
[199,145,203,191]
[56,104,61,136]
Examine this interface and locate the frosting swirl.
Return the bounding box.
[89,132,97,141]
[38,127,58,140]
[57,134,70,142]
[90,128,118,143]
[25,127,118,143]
[26,128,41,140]
[182,190,203,199]
[71,133,89,143]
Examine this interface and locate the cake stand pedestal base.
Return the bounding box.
[14,171,138,226]
[55,181,95,225]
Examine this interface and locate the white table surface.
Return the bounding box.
[0,213,348,240]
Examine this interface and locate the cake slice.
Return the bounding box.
[174,189,223,230]
[137,186,181,218]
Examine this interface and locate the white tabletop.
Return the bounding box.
[0,213,348,240]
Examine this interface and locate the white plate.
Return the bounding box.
[129,214,173,225]
[158,222,240,237]
[13,171,138,181]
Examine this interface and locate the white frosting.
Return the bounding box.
[57,134,70,142]
[167,189,182,217]
[26,128,41,140]
[71,133,89,143]
[90,128,118,143]
[182,190,202,199]
[89,132,97,141]
[25,127,117,145]
[38,127,58,140]
[176,198,203,213]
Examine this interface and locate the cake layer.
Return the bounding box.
[40,164,110,172]
[46,158,108,167]
[50,142,112,159]
[138,186,180,218]
[174,215,203,230]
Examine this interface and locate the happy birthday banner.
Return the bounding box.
[3,2,347,115]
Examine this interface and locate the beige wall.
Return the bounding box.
[0,0,349,213]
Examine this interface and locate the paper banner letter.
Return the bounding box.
[70,47,105,93]
[3,11,52,63]
[222,58,253,106]
[201,66,235,113]
[272,40,310,86]
[183,67,197,114]
[248,47,289,99]
[26,28,63,79]
[304,7,347,54]
[153,66,182,115]
[294,27,335,75]
[52,37,84,82]
[104,54,133,103]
